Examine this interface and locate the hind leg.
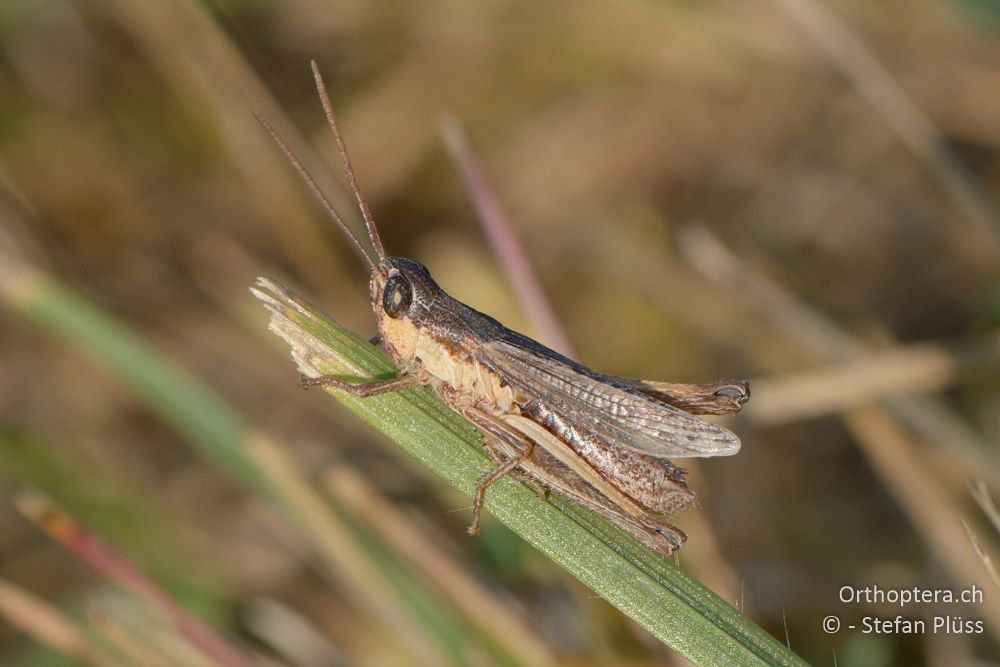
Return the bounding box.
[464,407,687,555]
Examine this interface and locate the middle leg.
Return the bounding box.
[462,407,537,535]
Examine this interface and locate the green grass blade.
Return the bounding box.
[252,276,810,667]
[4,269,262,490]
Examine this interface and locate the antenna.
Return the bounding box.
[253,112,378,271]
[310,60,386,261]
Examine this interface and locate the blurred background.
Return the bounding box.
[2,0,1000,665]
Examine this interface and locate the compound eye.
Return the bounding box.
[382,273,412,318]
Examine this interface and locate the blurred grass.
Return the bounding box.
[2,0,1000,665]
[1,267,262,491]
[0,254,555,664]
[0,432,228,625]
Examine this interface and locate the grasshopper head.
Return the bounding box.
[370,257,444,366]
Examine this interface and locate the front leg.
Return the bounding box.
[299,373,419,396]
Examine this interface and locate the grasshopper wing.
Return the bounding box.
[605,377,749,415]
[478,332,742,458]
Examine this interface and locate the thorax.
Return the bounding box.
[378,313,523,413]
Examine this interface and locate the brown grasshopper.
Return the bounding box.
[257,62,749,555]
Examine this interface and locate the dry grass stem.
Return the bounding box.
[241,598,348,667]
[960,520,1000,595]
[441,117,576,357]
[15,492,256,667]
[0,577,123,667]
[243,432,450,666]
[85,593,221,667]
[324,465,556,667]
[971,480,1000,537]
[749,332,1000,425]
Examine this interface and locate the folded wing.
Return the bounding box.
[477,334,742,459]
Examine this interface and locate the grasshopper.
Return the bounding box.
[257,62,749,555]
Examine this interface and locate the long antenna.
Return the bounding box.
[310,60,386,261]
[253,111,378,271]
